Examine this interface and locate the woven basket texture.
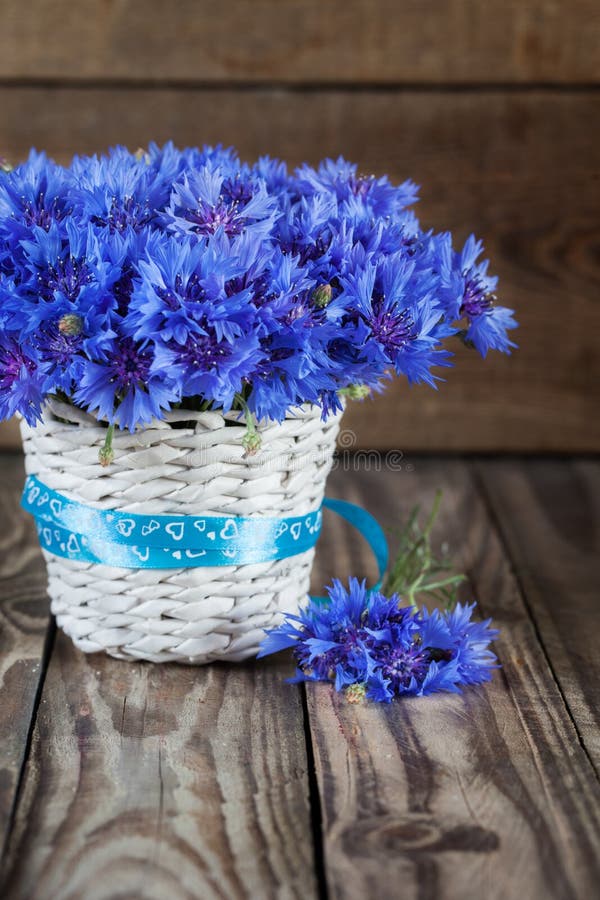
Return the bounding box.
[20,399,342,663]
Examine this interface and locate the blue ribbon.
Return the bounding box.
[21,475,388,589]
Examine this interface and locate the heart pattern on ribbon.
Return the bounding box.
[116,518,136,538]
[220,519,239,540]
[165,522,185,542]
[142,520,160,537]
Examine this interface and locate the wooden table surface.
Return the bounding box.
[0,452,598,900]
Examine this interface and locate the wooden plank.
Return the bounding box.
[0,88,597,453]
[307,462,600,899]
[1,641,318,898]
[476,459,600,769]
[1,1,599,84]
[0,421,20,450]
[0,454,51,860]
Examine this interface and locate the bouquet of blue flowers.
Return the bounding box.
[0,144,516,445]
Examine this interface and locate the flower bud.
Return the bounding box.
[311,283,333,308]
[339,384,371,401]
[242,430,262,456]
[98,446,114,467]
[99,423,114,467]
[58,313,84,337]
[134,148,150,165]
[0,157,13,174]
[345,683,367,704]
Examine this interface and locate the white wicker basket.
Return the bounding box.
[20,399,342,663]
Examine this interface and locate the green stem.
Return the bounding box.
[419,575,466,592]
[423,490,442,540]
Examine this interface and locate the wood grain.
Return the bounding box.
[0,87,598,452]
[1,1,599,84]
[1,643,318,899]
[307,462,600,899]
[0,456,50,860]
[476,459,600,770]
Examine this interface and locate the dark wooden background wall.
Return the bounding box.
[0,1,598,452]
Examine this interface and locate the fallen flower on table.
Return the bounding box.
[258,496,499,703]
[258,579,498,702]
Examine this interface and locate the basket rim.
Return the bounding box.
[34,396,334,435]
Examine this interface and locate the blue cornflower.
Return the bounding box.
[74,332,179,431]
[69,146,167,234]
[0,151,72,276]
[130,230,254,343]
[163,165,278,239]
[17,221,108,306]
[335,259,452,387]
[152,327,261,411]
[258,578,498,702]
[0,334,44,425]
[440,235,518,356]
[295,156,418,219]
[276,194,338,269]
[3,222,119,387]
